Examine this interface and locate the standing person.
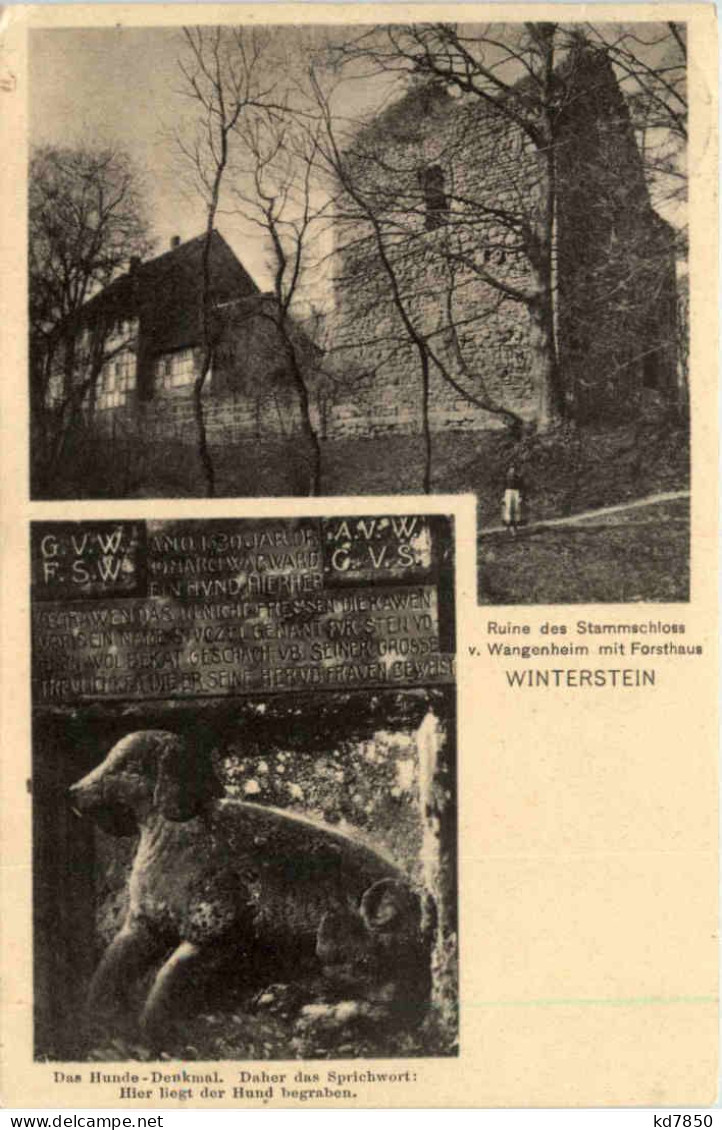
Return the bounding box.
[502,463,525,534]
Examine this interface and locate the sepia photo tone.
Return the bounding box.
[30,513,458,1065]
[28,22,689,605]
[2,3,718,1109]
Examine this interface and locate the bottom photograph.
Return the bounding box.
[30,513,458,1063]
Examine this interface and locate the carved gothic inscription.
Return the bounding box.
[31,516,455,702]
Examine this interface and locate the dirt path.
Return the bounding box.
[482,489,690,537]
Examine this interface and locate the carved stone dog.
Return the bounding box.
[69,730,431,1043]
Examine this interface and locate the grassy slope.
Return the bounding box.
[41,410,690,605]
[44,409,687,502]
[480,500,690,605]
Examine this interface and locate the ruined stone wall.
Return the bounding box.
[86,57,679,446]
[93,90,545,444]
[554,48,679,421]
[325,87,541,436]
[324,55,679,435]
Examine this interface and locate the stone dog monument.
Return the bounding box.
[31,514,458,1061]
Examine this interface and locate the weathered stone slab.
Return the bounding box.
[322,514,433,583]
[32,516,455,703]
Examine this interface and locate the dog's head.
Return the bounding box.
[68,730,225,836]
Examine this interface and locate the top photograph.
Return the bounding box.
[29,20,690,604]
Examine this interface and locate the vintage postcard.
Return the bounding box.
[0,1,718,1110]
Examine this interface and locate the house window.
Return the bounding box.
[96,349,136,410]
[116,350,136,391]
[417,165,448,231]
[155,348,197,391]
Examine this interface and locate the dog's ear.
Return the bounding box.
[153,733,225,821]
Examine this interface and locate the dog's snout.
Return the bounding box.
[67,776,98,810]
[67,781,85,820]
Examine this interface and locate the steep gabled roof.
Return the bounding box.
[82,230,260,355]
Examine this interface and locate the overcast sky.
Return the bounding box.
[29,26,400,293]
[30,23,685,296]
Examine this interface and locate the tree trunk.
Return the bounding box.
[196,225,217,498]
[528,295,563,432]
[526,23,565,432]
[420,351,432,494]
[193,361,215,498]
[285,343,322,497]
[526,149,565,431]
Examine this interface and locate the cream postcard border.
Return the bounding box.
[0,3,718,1109]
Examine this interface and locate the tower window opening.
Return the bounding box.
[418,165,448,231]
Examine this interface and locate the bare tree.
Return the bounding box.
[172,23,685,496]
[326,22,686,433]
[176,26,287,497]
[311,85,436,489]
[308,69,533,492]
[227,115,333,494]
[583,22,687,283]
[29,144,153,493]
[328,23,568,432]
[585,23,686,144]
